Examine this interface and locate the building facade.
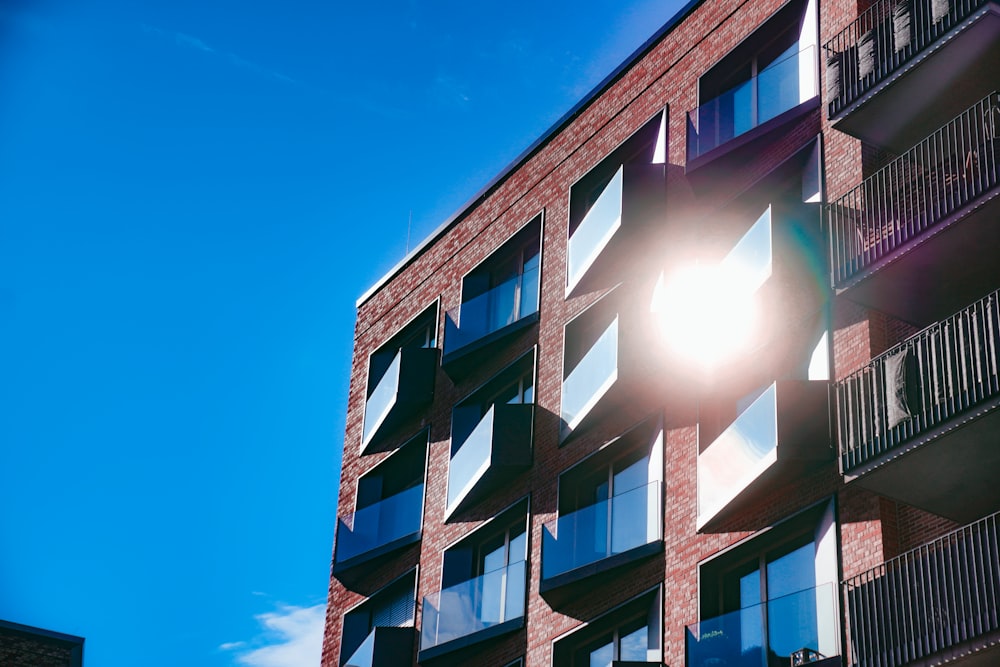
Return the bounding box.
[0,619,84,667]
[323,0,1000,665]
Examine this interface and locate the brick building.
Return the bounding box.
[0,620,84,667]
[322,0,1000,665]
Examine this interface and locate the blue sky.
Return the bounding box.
[0,1,686,664]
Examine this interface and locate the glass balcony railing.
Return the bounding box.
[541,481,661,582]
[686,583,839,667]
[698,384,778,526]
[444,266,540,357]
[334,484,423,566]
[344,629,377,667]
[567,166,623,292]
[561,316,619,432]
[447,406,498,510]
[363,349,402,445]
[844,511,1000,667]
[420,560,527,653]
[687,45,818,160]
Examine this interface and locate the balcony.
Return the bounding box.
[333,484,423,576]
[343,626,415,667]
[446,403,533,517]
[561,316,619,440]
[443,266,539,371]
[829,93,1000,324]
[825,0,1000,150]
[697,381,830,531]
[687,44,818,166]
[685,583,841,667]
[835,289,1000,522]
[361,347,437,452]
[418,560,526,661]
[843,511,1000,667]
[540,481,662,597]
[566,162,667,296]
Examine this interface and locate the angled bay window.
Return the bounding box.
[687,0,819,164]
[333,433,426,578]
[688,500,840,667]
[541,418,663,600]
[340,571,417,667]
[552,587,663,667]
[446,353,535,518]
[567,109,668,297]
[361,305,438,453]
[420,499,529,661]
[561,286,650,443]
[443,216,541,373]
[672,192,831,530]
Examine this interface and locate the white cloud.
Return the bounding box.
[222,604,326,667]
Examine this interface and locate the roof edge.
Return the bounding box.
[357,0,704,308]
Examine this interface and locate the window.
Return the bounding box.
[447,352,535,517]
[334,433,427,574]
[340,570,417,666]
[444,215,541,365]
[567,109,667,296]
[689,500,840,667]
[688,0,819,160]
[361,304,438,451]
[451,357,534,452]
[542,418,662,594]
[552,588,662,667]
[561,288,622,441]
[443,503,527,627]
[420,500,529,659]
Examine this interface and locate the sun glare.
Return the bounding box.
[652,262,761,369]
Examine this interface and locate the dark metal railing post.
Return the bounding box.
[828,92,1000,287]
[825,0,988,117]
[844,510,1000,667]
[837,288,1000,472]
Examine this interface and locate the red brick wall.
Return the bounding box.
[322,0,973,664]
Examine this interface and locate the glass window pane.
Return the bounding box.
[588,640,614,667]
[766,541,814,598]
[619,623,649,661]
[509,529,527,563]
[613,455,648,495]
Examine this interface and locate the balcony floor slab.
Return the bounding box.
[847,395,1000,523]
[837,190,1000,327]
[831,6,1000,152]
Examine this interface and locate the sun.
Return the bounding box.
[652,261,762,370]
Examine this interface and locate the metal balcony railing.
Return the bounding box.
[836,289,1000,472]
[828,92,1000,287]
[825,0,991,118]
[843,510,1000,667]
